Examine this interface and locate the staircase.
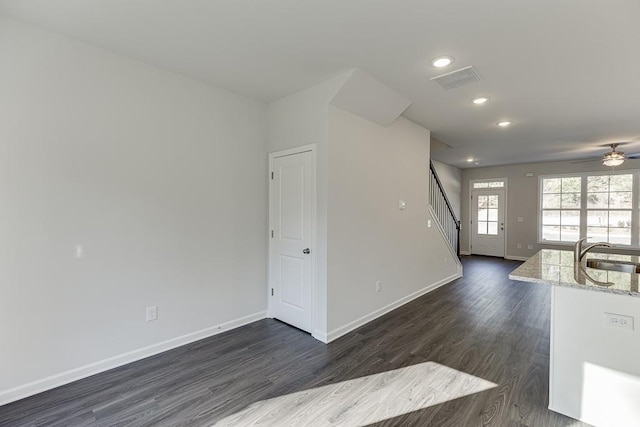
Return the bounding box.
[429,161,461,258]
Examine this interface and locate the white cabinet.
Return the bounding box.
[550,286,640,426]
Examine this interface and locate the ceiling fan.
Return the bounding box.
[572,143,640,167]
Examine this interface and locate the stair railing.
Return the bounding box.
[429,161,461,258]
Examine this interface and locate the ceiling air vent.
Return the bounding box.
[431,66,483,90]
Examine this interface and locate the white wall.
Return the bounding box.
[267,73,351,339]
[431,160,462,219]
[461,159,640,258]
[0,17,267,403]
[326,106,460,338]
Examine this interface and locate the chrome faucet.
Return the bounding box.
[574,237,612,262]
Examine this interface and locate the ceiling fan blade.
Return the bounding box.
[625,153,640,159]
[571,158,604,164]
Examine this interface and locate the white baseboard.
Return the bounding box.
[460,250,471,256]
[326,273,462,343]
[505,255,529,261]
[312,330,328,343]
[548,405,582,424]
[0,311,267,407]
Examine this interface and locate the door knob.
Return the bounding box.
[303,248,311,254]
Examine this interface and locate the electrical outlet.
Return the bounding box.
[527,244,534,250]
[517,243,522,249]
[75,244,84,258]
[146,306,158,322]
[376,281,382,293]
[605,313,634,330]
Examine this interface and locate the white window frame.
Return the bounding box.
[538,170,640,248]
[472,180,506,189]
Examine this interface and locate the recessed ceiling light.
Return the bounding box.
[431,56,454,68]
[497,121,513,127]
[466,157,474,162]
[472,97,489,105]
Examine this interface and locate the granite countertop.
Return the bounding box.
[509,249,640,297]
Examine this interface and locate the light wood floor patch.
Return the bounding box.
[215,362,496,426]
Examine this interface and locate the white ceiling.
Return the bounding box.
[1,0,639,168]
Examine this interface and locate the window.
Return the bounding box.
[586,174,632,245]
[541,177,581,242]
[473,180,504,189]
[477,194,499,235]
[539,172,639,246]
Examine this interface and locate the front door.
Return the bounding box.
[269,148,314,332]
[471,189,506,257]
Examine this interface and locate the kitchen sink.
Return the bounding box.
[585,259,640,274]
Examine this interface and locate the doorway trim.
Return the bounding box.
[468,178,508,257]
[267,143,317,334]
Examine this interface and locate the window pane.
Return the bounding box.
[587,210,608,227]
[609,228,631,245]
[562,177,581,193]
[488,181,504,188]
[609,211,631,228]
[542,210,560,225]
[474,183,489,188]
[606,271,631,287]
[610,174,633,191]
[488,195,498,208]
[543,178,561,194]
[478,195,488,207]
[560,226,579,242]
[587,193,608,209]
[543,194,561,209]
[609,192,632,209]
[478,209,488,221]
[561,210,580,226]
[488,208,498,221]
[542,226,560,241]
[561,193,581,208]
[488,222,498,235]
[478,221,487,234]
[587,227,608,242]
[588,175,609,192]
[587,268,608,282]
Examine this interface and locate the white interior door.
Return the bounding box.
[471,189,506,257]
[269,148,314,332]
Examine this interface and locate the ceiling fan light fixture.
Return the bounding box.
[602,158,624,167]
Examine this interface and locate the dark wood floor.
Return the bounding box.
[0,256,589,426]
